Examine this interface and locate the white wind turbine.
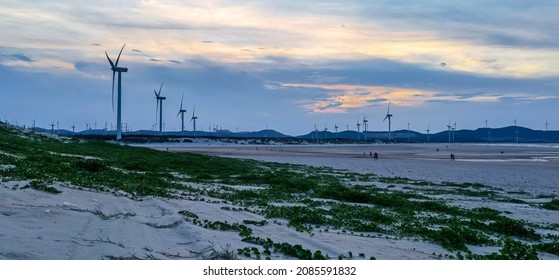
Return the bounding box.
[446,120,452,143]
[362,115,368,141]
[383,102,393,141]
[105,44,128,141]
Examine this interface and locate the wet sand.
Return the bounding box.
[147,143,559,196]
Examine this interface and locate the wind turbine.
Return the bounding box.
[334,123,338,139]
[362,116,368,141]
[383,102,393,141]
[356,116,361,141]
[50,121,55,134]
[452,122,456,143]
[190,105,198,133]
[446,120,452,143]
[426,125,430,143]
[72,123,75,133]
[105,44,128,141]
[177,93,187,132]
[154,82,166,132]
[545,121,549,131]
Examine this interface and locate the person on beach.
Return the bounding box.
[370,152,373,158]
[373,152,378,160]
[450,153,455,161]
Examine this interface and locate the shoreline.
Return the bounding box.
[141,143,559,196]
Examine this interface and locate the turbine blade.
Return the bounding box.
[154,89,159,97]
[158,82,164,95]
[180,93,184,110]
[115,44,126,67]
[105,51,115,69]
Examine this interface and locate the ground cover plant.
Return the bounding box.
[1,122,558,260]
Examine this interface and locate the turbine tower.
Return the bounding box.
[154,82,166,132]
[383,102,393,141]
[545,121,549,131]
[426,125,430,143]
[177,93,187,132]
[105,44,128,141]
[190,105,198,133]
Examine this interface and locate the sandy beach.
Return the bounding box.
[2,141,559,260]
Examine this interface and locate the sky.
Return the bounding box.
[1,0,558,136]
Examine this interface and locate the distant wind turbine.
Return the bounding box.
[426,125,430,143]
[50,121,55,135]
[356,116,361,141]
[105,44,128,141]
[383,102,393,141]
[446,120,452,143]
[190,105,198,133]
[177,93,187,132]
[334,123,338,139]
[154,82,166,132]
[362,115,368,141]
[545,121,549,131]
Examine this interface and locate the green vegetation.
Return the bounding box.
[24,180,62,194]
[1,123,558,260]
[542,199,559,211]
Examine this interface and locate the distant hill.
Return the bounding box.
[27,125,559,143]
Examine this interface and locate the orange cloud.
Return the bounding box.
[277,83,435,113]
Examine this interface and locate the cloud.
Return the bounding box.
[7,54,34,62]
[315,101,343,111]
